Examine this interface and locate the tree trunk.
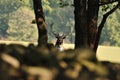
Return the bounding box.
[74,0,88,49]
[74,0,99,52]
[33,0,48,47]
[87,0,99,51]
[74,0,119,53]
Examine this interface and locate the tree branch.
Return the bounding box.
[99,0,119,6]
[99,2,120,30]
[94,2,120,52]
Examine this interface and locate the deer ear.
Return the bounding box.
[62,36,66,39]
[56,36,59,38]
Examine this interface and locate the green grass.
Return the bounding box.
[0,40,120,63]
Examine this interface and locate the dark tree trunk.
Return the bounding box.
[74,0,99,52]
[74,0,88,49]
[33,0,48,47]
[74,0,119,53]
[87,0,99,51]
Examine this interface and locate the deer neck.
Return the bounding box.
[55,43,64,51]
[55,42,61,48]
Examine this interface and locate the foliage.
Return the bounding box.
[58,0,73,7]
[99,9,120,46]
[0,0,22,37]
[101,2,119,13]
[0,0,22,14]
[0,0,38,41]
[42,0,75,43]
[7,7,38,41]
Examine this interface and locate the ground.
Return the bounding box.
[0,40,120,63]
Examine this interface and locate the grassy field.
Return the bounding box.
[97,46,120,63]
[0,40,120,63]
[63,44,120,63]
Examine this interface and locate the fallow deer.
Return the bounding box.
[50,23,73,51]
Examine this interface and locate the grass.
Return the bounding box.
[97,46,120,63]
[0,40,120,63]
[63,44,120,63]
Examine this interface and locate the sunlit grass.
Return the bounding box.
[0,40,120,63]
[97,46,120,63]
[63,44,120,63]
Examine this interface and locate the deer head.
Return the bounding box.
[50,23,73,51]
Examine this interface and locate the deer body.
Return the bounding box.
[50,23,73,51]
[54,34,65,51]
[55,43,64,51]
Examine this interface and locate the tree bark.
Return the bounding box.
[33,0,48,47]
[74,0,99,51]
[87,0,99,50]
[74,0,88,49]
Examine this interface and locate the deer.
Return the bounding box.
[50,23,73,51]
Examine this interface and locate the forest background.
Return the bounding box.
[0,0,120,47]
